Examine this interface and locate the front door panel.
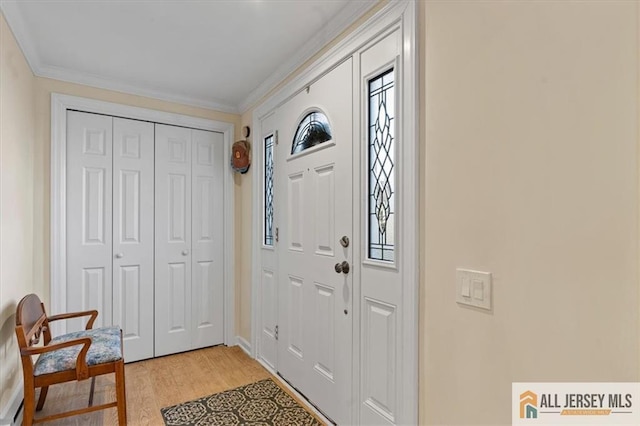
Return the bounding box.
[258,113,279,371]
[276,58,353,425]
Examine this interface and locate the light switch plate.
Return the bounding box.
[456,268,492,310]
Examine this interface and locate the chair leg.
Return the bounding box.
[35,385,49,411]
[23,384,36,426]
[115,360,127,425]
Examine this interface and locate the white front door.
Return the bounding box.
[254,4,418,424]
[276,58,353,425]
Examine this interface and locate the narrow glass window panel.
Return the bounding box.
[291,111,332,155]
[264,134,274,246]
[368,69,395,262]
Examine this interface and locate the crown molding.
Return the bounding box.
[37,64,239,113]
[237,0,377,113]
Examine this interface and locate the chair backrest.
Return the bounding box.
[15,294,52,350]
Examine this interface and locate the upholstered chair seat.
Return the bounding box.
[34,326,122,376]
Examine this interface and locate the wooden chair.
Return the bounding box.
[14,294,127,425]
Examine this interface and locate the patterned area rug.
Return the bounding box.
[161,378,324,426]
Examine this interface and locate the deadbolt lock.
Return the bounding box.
[339,236,349,248]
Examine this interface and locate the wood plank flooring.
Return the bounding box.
[31,345,319,425]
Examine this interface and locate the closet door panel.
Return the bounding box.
[112,117,155,362]
[191,129,225,348]
[155,124,192,356]
[66,111,113,332]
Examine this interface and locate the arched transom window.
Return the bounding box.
[291,111,332,155]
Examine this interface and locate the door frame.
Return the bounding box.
[50,93,236,346]
[250,1,418,424]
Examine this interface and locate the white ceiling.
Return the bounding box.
[0,0,376,113]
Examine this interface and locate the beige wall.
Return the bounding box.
[0,11,35,415]
[421,1,639,424]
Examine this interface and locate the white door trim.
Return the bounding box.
[50,93,236,347]
[251,1,418,424]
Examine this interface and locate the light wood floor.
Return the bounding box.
[32,345,322,425]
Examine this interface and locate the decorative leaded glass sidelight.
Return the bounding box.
[368,69,395,262]
[291,111,332,155]
[264,134,274,246]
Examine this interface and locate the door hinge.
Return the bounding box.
[275,227,279,242]
[275,130,279,145]
[274,325,279,340]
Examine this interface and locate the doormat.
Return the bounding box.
[161,378,324,426]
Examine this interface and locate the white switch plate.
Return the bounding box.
[456,268,492,310]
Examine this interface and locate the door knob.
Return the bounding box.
[339,236,349,248]
[335,261,349,274]
[182,250,189,256]
[115,253,123,259]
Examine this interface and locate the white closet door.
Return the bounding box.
[112,117,155,362]
[155,124,192,356]
[191,129,224,348]
[66,111,113,331]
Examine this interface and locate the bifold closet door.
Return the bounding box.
[191,129,224,349]
[155,124,224,356]
[67,111,113,332]
[155,124,193,356]
[67,111,155,362]
[112,117,155,362]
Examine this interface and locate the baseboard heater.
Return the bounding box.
[0,381,23,426]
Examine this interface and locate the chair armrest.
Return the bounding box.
[48,310,99,330]
[21,337,92,380]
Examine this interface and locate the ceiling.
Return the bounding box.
[0,0,376,113]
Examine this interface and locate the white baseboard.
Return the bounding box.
[0,381,23,426]
[236,336,252,356]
